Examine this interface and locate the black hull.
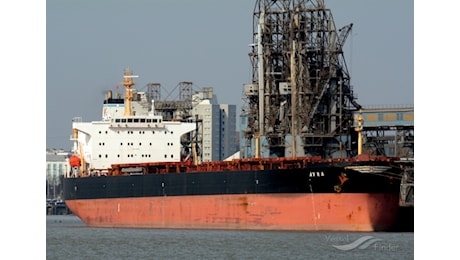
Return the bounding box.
[63,161,401,201]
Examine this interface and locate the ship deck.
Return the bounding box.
[98,154,400,176]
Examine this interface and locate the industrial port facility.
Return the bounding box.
[47,0,413,230]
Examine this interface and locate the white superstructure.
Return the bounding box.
[71,115,195,171]
[70,69,196,174]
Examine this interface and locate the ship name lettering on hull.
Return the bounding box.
[309,171,325,177]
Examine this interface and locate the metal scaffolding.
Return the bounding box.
[241,0,361,159]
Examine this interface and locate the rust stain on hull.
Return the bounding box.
[66,193,399,232]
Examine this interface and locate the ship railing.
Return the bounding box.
[72,117,83,122]
[102,155,403,176]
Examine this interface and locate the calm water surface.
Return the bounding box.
[47,215,413,260]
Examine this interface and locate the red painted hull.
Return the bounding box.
[66,193,399,231]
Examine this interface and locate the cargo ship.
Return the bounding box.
[62,0,409,231]
[62,69,404,232]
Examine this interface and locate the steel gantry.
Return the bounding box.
[241,0,361,159]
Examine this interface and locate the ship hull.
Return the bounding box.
[63,161,402,231]
[66,193,399,231]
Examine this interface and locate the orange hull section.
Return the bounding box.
[66,193,399,231]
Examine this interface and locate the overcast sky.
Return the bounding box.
[46,0,414,150]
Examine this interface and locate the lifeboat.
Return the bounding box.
[69,155,81,167]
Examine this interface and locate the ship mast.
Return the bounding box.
[122,69,138,116]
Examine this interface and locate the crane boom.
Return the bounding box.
[337,23,353,51]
